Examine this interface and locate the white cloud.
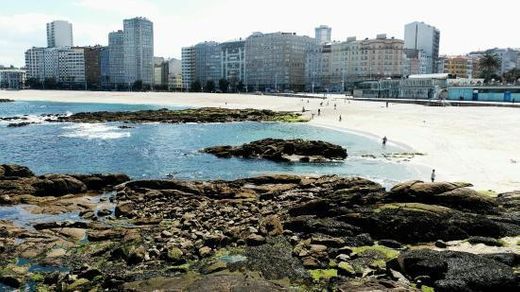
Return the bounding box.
[75,0,160,18]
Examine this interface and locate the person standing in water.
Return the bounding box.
[431,169,436,182]
[382,136,387,146]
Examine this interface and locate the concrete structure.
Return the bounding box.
[57,48,86,84]
[181,46,195,90]
[194,41,222,87]
[123,17,154,86]
[354,73,449,99]
[403,49,430,76]
[99,46,110,88]
[221,40,245,89]
[315,25,332,44]
[404,22,440,73]
[438,55,479,79]
[108,30,125,86]
[168,58,182,90]
[25,47,46,81]
[47,20,73,48]
[246,32,317,91]
[0,69,26,89]
[448,86,520,102]
[305,35,403,91]
[82,46,103,88]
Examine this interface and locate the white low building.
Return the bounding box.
[0,69,26,89]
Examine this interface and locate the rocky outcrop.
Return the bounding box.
[397,249,518,291]
[203,138,347,162]
[0,164,130,203]
[56,107,306,124]
[1,166,519,291]
[0,99,14,103]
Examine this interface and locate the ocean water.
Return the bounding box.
[0,100,426,188]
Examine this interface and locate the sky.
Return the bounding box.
[1,0,518,67]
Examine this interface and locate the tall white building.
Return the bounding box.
[47,20,73,48]
[108,30,125,85]
[181,46,195,90]
[315,25,332,44]
[404,22,440,73]
[123,17,154,86]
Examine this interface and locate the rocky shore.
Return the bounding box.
[0,99,14,103]
[55,107,307,124]
[0,165,519,291]
[202,138,348,163]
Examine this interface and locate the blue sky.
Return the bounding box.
[1,0,518,67]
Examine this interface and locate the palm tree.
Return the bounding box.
[479,53,501,83]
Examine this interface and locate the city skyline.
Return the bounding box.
[1,0,519,67]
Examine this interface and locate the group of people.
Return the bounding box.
[303,98,343,122]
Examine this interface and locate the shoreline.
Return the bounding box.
[3,90,520,193]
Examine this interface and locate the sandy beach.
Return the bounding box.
[3,90,520,193]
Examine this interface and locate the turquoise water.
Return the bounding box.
[0,101,424,186]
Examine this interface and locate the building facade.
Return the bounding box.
[99,46,110,88]
[57,48,86,84]
[108,30,125,86]
[47,20,73,48]
[403,49,430,76]
[123,17,154,85]
[404,22,440,74]
[438,55,476,78]
[221,40,245,88]
[315,25,332,44]
[194,41,222,86]
[305,35,404,91]
[25,47,46,81]
[168,58,183,90]
[0,69,26,89]
[82,46,103,88]
[181,47,195,90]
[245,32,317,91]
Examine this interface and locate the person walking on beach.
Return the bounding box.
[431,169,436,183]
[382,136,387,146]
[339,115,342,122]
[302,107,306,113]
[318,109,321,116]
[334,103,337,110]
[386,101,389,108]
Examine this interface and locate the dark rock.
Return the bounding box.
[97,208,112,217]
[259,215,283,236]
[246,234,266,246]
[7,122,34,128]
[388,181,497,214]
[0,99,14,103]
[344,233,375,247]
[0,164,34,178]
[32,174,87,196]
[467,236,503,247]
[58,107,305,124]
[0,275,21,288]
[114,202,136,218]
[435,240,447,248]
[245,237,309,281]
[482,253,520,267]
[71,173,130,190]
[203,138,347,162]
[398,249,518,291]
[284,216,359,237]
[378,239,404,249]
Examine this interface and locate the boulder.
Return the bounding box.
[398,249,518,291]
[388,181,497,214]
[32,175,87,196]
[203,138,347,162]
[0,164,34,178]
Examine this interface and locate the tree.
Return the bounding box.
[132,80,143,91]
[503,68,520,84]
[43,78,57,89]
[479,53,501,83]
[190,80,202,92]
[205,80,216,93]
[236,81,245,93]
[218,79,230,93]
